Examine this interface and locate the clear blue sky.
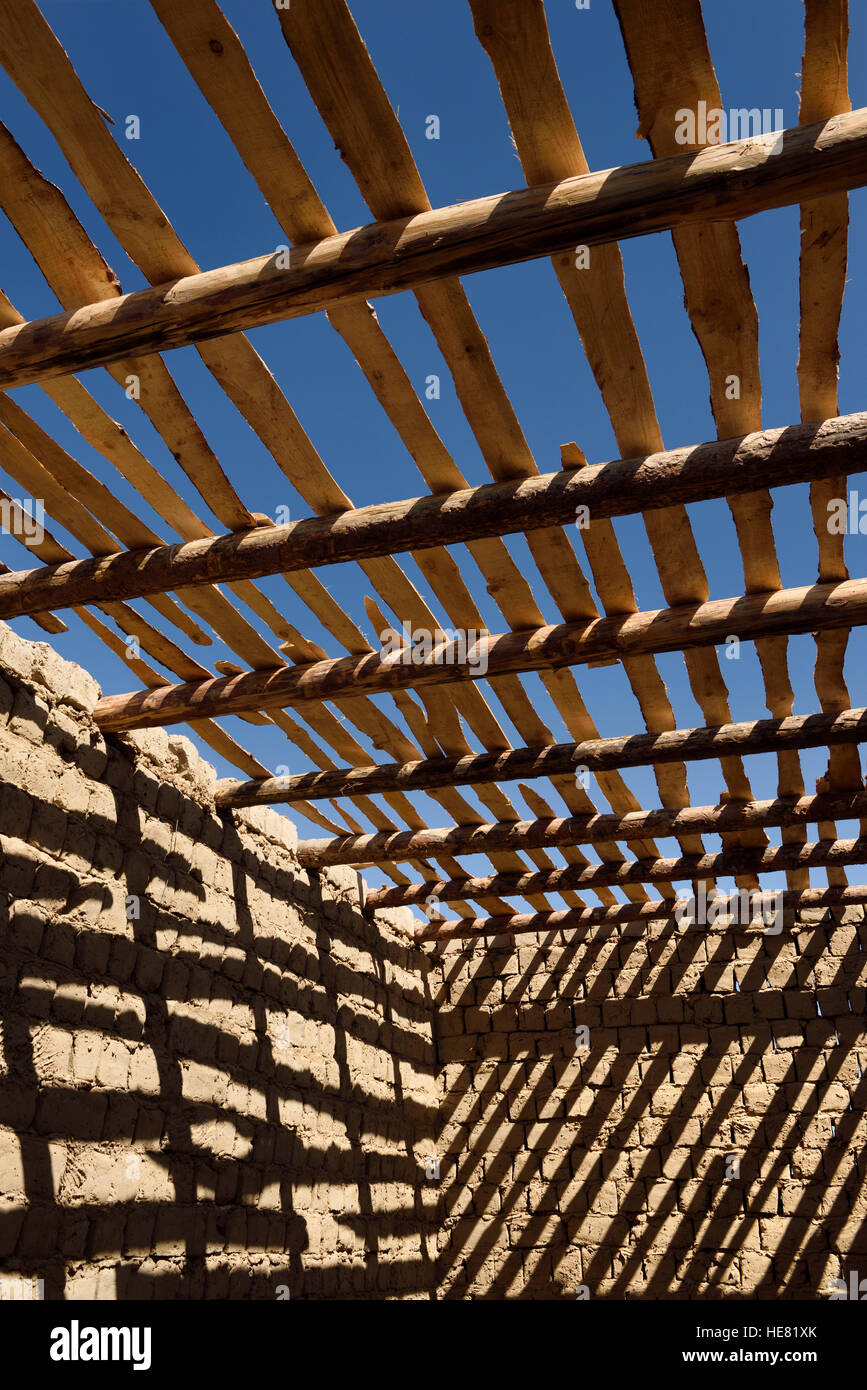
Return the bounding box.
[1,0,865,916]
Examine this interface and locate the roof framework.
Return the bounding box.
[0,0,863,940]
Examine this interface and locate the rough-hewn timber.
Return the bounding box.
[1,109,866,388]
[215,706,867,806]
[366,836,867,910]
[295,789,867,867]
[0,413,865,620]
[414,884,867,941]
[95,579,867,731]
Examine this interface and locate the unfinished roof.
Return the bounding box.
[0,0,865,943]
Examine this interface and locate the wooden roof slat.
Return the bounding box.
[92,578,867,733]
[612,0,806,890]
[800,0,851,433]
[798,0,861,890]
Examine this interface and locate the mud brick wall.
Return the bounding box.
[0,623,438,1300]
[430,914,867,1299]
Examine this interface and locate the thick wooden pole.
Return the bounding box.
[0,413,865,620]
[216,707,867,806]
[295,790,867,868]
[1,110,866,388]
[366,836,867,910]
[94,578,867,731]
[414,885,867,942]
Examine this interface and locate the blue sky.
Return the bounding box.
[1,0,865,917]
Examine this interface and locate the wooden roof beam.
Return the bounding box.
[367,835,867,911]
[0,108,866,389]
[95,577,867,732]
[0,411,864,621]
[295,790,867,868]
[415,885,867,942]
[215,706,867,808]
